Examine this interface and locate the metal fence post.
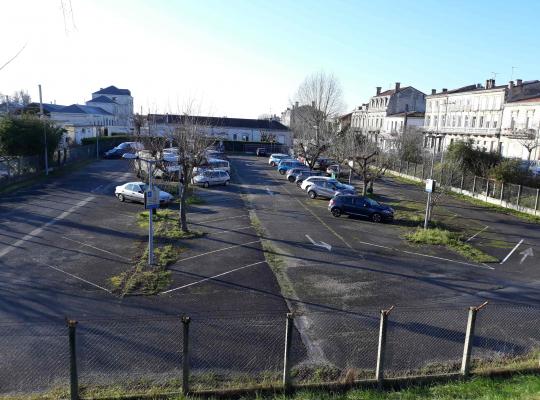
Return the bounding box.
[460,173,465,191]
[182,316,191,396]
[375,306,394,387]
[461,302,488,377]
[67,320,79,400]
[413,163,417,177]
[516,185,522,207]
[422,163,426,179]
[534,189,539,213]
[472,176,477,195]
[500,182,505,204]
[283,313,293,392]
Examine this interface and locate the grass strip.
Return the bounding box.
[405,228,498,263]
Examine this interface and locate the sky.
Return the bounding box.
[2,0,540,118]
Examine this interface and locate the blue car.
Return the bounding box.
[277,160,305,175]
[328,195,394,223]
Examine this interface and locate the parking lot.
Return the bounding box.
[1,155,540,391]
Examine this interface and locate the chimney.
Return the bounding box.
[376,86,381,95]
[294,101,299,109]
[516,79,523,86]
[395,82,401,92]
[442,88,448,93]
[508,81,514,89]
[485,79,490,89]
[311,101,315,107]
[431,89,436,95]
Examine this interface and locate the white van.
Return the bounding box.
[207,158,230,173]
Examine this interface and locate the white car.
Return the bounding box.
[192,169,230,187]
[300,176,354,192]
[115,182,173,204]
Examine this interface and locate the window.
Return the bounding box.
[464,116,469,127]
[442,115,446,127]
[493,120,497,128]
[479,116,484,127]
[434,116,438,127]
[426,116,431,126]
[458,116,462,126]
[472,117,476,127]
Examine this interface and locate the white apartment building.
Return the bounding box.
[500,95,540,161]
[350,82,425,149]
[423,79,540,158]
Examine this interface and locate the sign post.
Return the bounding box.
[144,161,159,265]
[424,179,436,230]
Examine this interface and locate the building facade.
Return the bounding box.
[146,115,292,146]
[423,79,540,158]
[350,83,425,150]
[500,95,540,161]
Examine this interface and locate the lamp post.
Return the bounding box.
[38,84,49,176]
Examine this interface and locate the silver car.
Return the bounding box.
[115,182,173,204]
[307,180,355,199]
[192,169,230,187]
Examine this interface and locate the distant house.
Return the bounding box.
[20,85,134,145]
[146,114,292,146]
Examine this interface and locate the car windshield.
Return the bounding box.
[365,198,380,207]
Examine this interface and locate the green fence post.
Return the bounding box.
[182,316,191,396]
[282,313,293,392]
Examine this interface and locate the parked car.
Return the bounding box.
[306,181,356,200]
[326,164,341,176]
[206,149,227,160]
[277,160,304,175]
[115,182,173,204]
[256,148,267,157]
[300,176,354,192]
[295,170,323,186]
[328,195,394,223]
[286,167,310,182]
[268,153,292,167]
[192,169,230,187]
[104,142,144,158]
[206,158,230,173]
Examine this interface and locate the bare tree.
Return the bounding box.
[291,71,345,170]
[332,130,389,194]
[167,114,215,233]
[392,126,424,163]
[512,128,539,163]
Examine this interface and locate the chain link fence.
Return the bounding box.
[1,305,539,398]
[387,160,540,215]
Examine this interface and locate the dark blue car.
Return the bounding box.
[328,195,394,223]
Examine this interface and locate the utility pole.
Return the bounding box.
[96,127,100,159]
[147,161,154,265]
[38,84,49,176]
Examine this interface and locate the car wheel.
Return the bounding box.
[371,213,382,223]
[308,190,317,199]
[224,180,229,186]
[279,169,286,175]
[203,181,210,188]
[118,194,125,202]
[288,176,295,182]
[331,207,342,217]
[270,162,276,167]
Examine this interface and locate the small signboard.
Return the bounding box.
[144,187,160,209]
[425,179,436,193]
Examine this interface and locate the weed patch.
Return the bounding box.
[405,228,498,263]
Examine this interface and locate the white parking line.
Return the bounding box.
[0,196,96,258]
[466,225,489,242]
[208,226,253,236]
[176,240,261,262]
[161,260,266,294]
[33,259,112,293]
[500,239,524,264]
[61,236,131,261]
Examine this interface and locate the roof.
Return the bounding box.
[375,86,412,97]
[87,95,116,104]
[92,85,131,96]
[23,102,66,113]
[508,95,540,104]
[59,104,112,115]
[147,114,290,131]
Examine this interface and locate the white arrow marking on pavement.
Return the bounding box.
[305,234,332,251]
[519,247,534,264]
[500,239,524,264]
[265,187,274,196]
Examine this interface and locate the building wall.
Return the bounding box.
[500,100,540,160]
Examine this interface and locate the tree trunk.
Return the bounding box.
[180,167,191,233]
